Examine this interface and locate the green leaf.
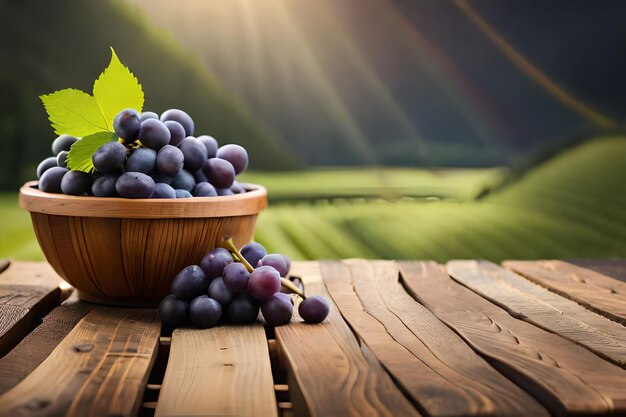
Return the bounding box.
[40,89,109,137]
[93,48,144,129]
[66,131,118,173]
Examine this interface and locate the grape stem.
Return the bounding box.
[220,236,306,299]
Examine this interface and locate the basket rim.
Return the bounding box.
[19,180,267,218]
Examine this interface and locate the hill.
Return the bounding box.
[0,0,296,190]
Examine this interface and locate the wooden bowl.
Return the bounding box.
[19,181,267,306]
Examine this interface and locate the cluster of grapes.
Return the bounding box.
[36,108,249,199]
[158,240,330,332]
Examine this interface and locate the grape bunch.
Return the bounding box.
[36,108,250,198]
[158,240,330,333]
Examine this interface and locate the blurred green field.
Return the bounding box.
[1,136,624,262]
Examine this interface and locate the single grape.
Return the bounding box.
[126,148,157,174]
[156,145,184,176]
[200,247,233,279]
[216,187,234,196]
[299,296,330,323]
[171,265,210,300]
[193,182,217,197]
[179,137,208,171]
[202,158,235,188]
[115,172,155,198]
[38,167,68,193]
[164,120,186,147]
[139,118,171,150]
[207,277,234,306]
[231,181,245,194]
[216,144,248,175]
[51,134,79,155]
[160,109,194,136]
[227,293,259,324]
[140,111,159,122]
[197,135,218,158]
[283,254,292,275]
[257,254,289,277]
[92,141,126,172]
[158,294,188,332]
[261,293,293,327]
[151,172,173,185]
[175,189,193,198]
[36,157,58,178]
[152,182,176,199]
[92,173,120,197]
[189,295,222,328]
[171,169,196,192]
[194,168,208,183]
[248,266,281,302]
[56,151,68,168]
[113,108,141,141]
[60,170,92,195]
[240,242,267,269]
[222,262,250,292]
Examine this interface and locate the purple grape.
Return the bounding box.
[38,167,68,193]
[164,120,186,147]
[231,181,245,194]
[139,118,171,150]
[115,172,155,198]
[171,265,210,300]
[193,182,217,197]
[179,137,208,171]
[299,296,330,323]
[261,293,293,327]
[175,189,193,198]
[283,254,292,275]
[222,263,250,292]
[36,157,58,179]
[171,169,196,192]
[217,144,248,175]
[92,141,126,172]
[113,108,141,141]
[202,158,235,188]
[60,170,92,195]
[126,147,157,174]
[56,151,68,168]
[257,254,289,277]
[92,173,120,197]
[248,266,281,302]
[197,135,218,158]
[52,134,79,155]
[194,168,208,183]
[200,248,233,279]
[159,294,188,332]
[227,293,259,324]
[217,187,234,196]
[140,111,159,121]
[156,145,184,176]
[161,109,194,136]
[152,182,176,199]
[208,277,234,306]
[151,172,173,185]
[240,242,266,268]
[189,295,222,328]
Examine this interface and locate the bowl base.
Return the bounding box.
[77,290,162,308]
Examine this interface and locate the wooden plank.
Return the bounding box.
[321,260,547,417]
[0,307,160,417]
[155,325,278,417]
[0,295,94,394]
[0,262,67,357]
[504,260,626,325]
[275,261,421,417]
[447,260,626,367]
[569,259,626,283]
[400,261,626,416]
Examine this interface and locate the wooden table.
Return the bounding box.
[0,258,625,417]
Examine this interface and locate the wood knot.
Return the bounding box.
[72,343,94,352]
[25,399,50,411]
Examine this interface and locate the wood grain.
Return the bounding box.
[569,259,626,283]
[400,261,626,416]
[20,180,267,218]
[155,325,278,417]
[321,260,547,417]
[504,260,626,324]
[0,307,160,417]
[0,262,66,357]
[275,261,421,417]
[447,260,626,367]
[0,295,93,394]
